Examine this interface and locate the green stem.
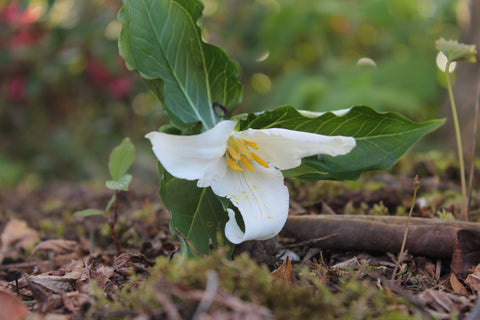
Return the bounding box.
[445,61,468,220]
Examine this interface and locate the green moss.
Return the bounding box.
[88,251,424,319]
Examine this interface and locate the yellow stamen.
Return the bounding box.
[233,139,253,161]
[252,153,269,168]
[227,145,241,160]
[242,139,258,150]
[240,156,254,171]
[225,136,269,171]
[227,158,243,171]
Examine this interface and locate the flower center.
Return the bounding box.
[226,137,269,171]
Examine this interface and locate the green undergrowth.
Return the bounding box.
[89,250,423,319]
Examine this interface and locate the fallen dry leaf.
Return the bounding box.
[0,219,39,263]
[271,256,294,285]
[27,263,87,294]
[451,229,480,278]
[27,313,70,320]
[0,288,29,320]
[61,291,91,313]
[418,288,471,315]
[465,264,480,292]
[113,252,155,276]
[450,272,468,295]
[32,239,79,256]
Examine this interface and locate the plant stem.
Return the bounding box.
[391,176,420,281]
[445,61,468,220]
[108,190,121,256]
[467,67,480,217]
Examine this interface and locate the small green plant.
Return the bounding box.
[75,137,136,255]
[435,38,477,220]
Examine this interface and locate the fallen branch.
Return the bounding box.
[281,215,480,258]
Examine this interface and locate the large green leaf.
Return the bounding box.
[118,0,242,130]
[158,163,233,256]
[238,105,445,181]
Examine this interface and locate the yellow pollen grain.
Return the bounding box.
[227,158,243,171]
[251,153,269,168]
[240,156,254,171]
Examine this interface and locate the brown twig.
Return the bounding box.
[175,227,208,257]
[283,233,338,249]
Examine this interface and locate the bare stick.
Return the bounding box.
[281,215,480,258]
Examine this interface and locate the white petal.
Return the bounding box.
[297,108,352,118]
[145,121,236,186]
[210,165,289,244]
[236,129,356,170]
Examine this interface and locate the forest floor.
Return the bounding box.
[1,152,480,320]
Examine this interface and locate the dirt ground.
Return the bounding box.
[1,154,480,319]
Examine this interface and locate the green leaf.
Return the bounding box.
[238,105,445,181]
[436,38,477,63]
[106,174,133,191]
[74,209,105,217]
[108,138,135,181]
[158,163,233,257]
[118,0,242,130]
[118,6,166,112]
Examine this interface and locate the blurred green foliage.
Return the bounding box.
[202,0,461,116]
[0,0,462,187]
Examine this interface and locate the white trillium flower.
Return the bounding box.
[145,120,356,244]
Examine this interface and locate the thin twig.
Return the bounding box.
[175,227,208,257]
[467,65,480,217]
[391,175,420,280]
[283,233,338,249]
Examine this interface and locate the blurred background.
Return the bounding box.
[0,0,474,188]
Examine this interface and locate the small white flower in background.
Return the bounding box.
[145,120,356,244]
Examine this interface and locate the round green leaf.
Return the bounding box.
[106,174,133,192]
[108,138,135,181]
